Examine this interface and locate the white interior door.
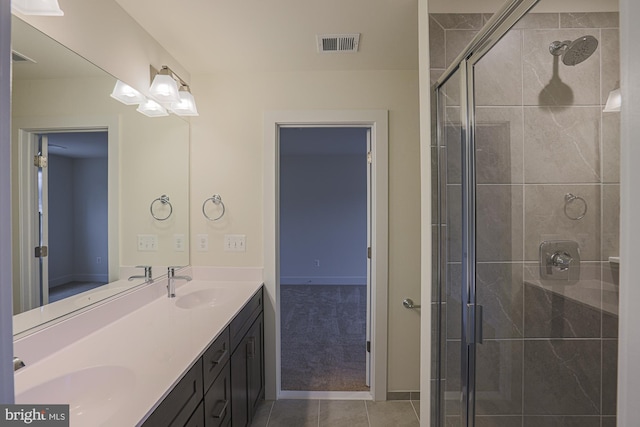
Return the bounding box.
[37,134,49,306]
[365,128,372,387]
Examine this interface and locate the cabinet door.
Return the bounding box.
[246,314,264,417]
[204,363,231,427]
[230,313,264,427]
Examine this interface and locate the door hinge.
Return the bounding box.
[367,151,372,164]
[34,155,48,168]
[34,246,48,258]
[366,341,371,353]
[367,247,371,259]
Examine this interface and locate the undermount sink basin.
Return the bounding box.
[175,288,231,309]
[16,366,135,422]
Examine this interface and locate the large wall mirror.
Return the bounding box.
[10,16,190,336]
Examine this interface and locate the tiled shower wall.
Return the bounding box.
[430,12,620,427]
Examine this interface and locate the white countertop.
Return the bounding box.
[13,269,263,426]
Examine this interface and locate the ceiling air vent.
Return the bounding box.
[317,33,360,53]
[12,50,36,63]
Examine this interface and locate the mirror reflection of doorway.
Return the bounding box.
[21,130,109,308]
[279,127,370,393]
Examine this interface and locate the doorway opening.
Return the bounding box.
[279,127,370,393]
[264,109,389,402]
[18,128,109,311]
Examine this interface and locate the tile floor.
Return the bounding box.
[250,399,420,427]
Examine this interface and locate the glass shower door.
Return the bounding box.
[432,0,620,425]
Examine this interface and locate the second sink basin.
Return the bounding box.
[15,365,135,423]
[175,288,231,309]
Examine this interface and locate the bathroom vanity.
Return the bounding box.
[142,287,264,427]
[13,268,264,427]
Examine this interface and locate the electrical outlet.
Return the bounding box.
[224,234,246,252]
[197,234,209,252]
[137,234,158,251]
[96,257,102,264]
[314,259,320,267]
[174,234,185,252]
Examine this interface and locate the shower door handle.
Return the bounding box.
[467,304,483,345]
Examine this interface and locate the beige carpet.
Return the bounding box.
[280,284,370,391]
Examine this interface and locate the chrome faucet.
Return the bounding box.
[167,266,191,298]
[128,265,153,283]
[13,357,25,372]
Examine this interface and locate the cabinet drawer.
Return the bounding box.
[142,359,204,427]
[203,327,230,394]
[230,287,263,351]
[204,363,231,427]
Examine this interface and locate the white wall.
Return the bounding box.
[280,128,368,286]
[0,0,14,404]
[48,154,75,285]
[17,0,422,394]
[617,0,640,424]
[190,69,422,392]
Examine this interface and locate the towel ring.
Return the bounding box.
[150,194,173,221]
[564,193,587,220]
[202,194,225,221]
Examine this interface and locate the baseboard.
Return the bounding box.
[280,276,366,285]
[387,391,420,401]
[278,390,373,400]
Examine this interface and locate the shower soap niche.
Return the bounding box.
[539,240,581,283]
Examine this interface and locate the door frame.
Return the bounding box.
[13,116,119,313]
[263,110,389,401]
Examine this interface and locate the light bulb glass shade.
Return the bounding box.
[149,72,180,103]
[136,99,169,117]
[603,88,621,112]
[110,80,146,105]
[170,89,199,116]
[12,0,64,15]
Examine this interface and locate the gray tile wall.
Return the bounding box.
[431,12,620,427]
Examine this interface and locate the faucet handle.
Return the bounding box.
[14,357,25,371]
[135,265,153,278]
[168,266,185,277]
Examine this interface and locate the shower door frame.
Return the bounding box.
[433,0,540,425]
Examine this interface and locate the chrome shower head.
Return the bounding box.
[549,35,598,66]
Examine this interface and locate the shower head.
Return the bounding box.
[549,35,598,66]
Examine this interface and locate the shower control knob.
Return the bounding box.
[551,251,573,271]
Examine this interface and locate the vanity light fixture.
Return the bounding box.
[170,85,199,116]
[603,88,621,112]
[137,99,169,117]
[12,0,64,16]
[110,80,146,105]
[149,66,180,104]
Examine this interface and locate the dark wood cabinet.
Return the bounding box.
[142,359,204,427]
[230,290,264,427]
[141,286,263,427]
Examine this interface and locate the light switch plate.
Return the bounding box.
[137,234,158,252]
[224,234,246,252]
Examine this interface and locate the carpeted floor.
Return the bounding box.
[280,284,369,392]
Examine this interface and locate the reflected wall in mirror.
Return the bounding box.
[10,16,190,335]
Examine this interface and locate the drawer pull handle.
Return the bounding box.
[211,349,228,365]
[211,399,229,419]
[247,337,256,358]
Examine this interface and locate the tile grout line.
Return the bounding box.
[364,400,372,427]
[264,401,275,427]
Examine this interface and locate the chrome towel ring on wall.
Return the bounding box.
[150,194,173,221]
[564,193,587,220]
[202,194,226,221]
